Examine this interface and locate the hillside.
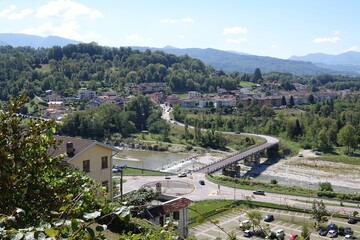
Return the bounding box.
[0,33,82,48]
[290,51,360,65]
[131,46,336,75]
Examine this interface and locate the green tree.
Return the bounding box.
[310,200,329,225]
[316,127,332,152]
[253,68,263,83]
[281,95,287,106]
[319,182,333,192]
[289,95,295,108]
[301,224,311,240]
[337,123,358,153]
[308,94,315,104]
[246,210,262,232]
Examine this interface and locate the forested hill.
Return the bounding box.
[0,44,244,100]
[131,46,336,75]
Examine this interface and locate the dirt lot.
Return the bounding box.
[257,150,360,190]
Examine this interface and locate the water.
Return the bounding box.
[254,174,360,194]
[113,150,191,170]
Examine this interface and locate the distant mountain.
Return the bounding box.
[289,51,360,65]
[0,33,82,48]
[132,46,336,75]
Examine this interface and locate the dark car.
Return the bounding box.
[199,180,205,185]
[165,176,171,179]
[344,227,352,235]
[264,214,274,222]
[348,218,357,224]
[327,223,337,230]
[244,230,254,237]
[253,190,265,195]
[319,227,329,236]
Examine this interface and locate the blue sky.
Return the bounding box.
[0,0,359,59]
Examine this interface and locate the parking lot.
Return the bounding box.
[190,207,360,240]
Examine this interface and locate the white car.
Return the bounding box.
[298,153,303,157]
[344,235,353,239]
[239,220,251,227]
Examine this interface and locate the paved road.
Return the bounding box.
[160,104,279,173]
[121,173,359,215]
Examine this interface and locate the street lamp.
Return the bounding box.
[118,165,127,201]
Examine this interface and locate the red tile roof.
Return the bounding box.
[148,197,193,216]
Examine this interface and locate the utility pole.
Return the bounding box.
[119,165,127,201]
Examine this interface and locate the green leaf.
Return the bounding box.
[112,206,130,217]
[44,228,59,237]
[51,218,64,226]
[83,211,101,220]
[10,233,24,240]
[50,211,60,215]
[85,227,95,238]
[71,219,79,231]
[34,231,46,240]
[196,216,205,223]
[95,224,107,232]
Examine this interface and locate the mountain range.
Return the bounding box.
[1,33,359,75]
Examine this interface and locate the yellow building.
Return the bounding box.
[50,136,119,199]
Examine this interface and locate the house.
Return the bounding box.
[141,195,193,237]
[166,95,181,107]
[48,101,65,110]
[188,91,201,99]
[125,82,167,94]
[198,96,215,108]
[50,136,119,200]
[181,99,198,108]
[78,88,96,99]
[214,95,236,108]
[41,108,65,120]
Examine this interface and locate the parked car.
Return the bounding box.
[348,218,357,224]
[235,132,241,134]
[178,172,187,178]
[199,180,205,185]
[328,230,338,238]
[165,176,171,179]
[264,214,274,222]
[253,190,265,195]
[327,223,337,230]
[276,229,285,237]
[298,153,303,157]
[112,168,121,173]
[315,151,321,155]
[319,228,329,236]
[288,234,298,240]
[344,235,353,239]
[344,227,352,235]
[244,230,254,237]
[239,220,251,227]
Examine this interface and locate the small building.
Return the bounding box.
[78,88,96,99]
[48,101,65,110]
[50,136,119,200]
[188,91,201,99]
[141,195,193,237]
[166,95,181,107]
[181,99,198,108]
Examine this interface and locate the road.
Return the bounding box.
[160,104,279,173]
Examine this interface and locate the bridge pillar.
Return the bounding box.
[244,153,260,167]
[222,164,240,178]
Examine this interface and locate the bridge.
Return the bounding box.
[195,133,279,174]
[160,104,280,175]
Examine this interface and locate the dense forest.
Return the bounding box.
[1,43,360,102]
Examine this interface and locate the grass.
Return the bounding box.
[292,198,360,209]
[309,152,360,165]
[278,137,302,156]
[274,108,305,117]
[239,81,256,87]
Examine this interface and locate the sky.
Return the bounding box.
[0,0,359,59]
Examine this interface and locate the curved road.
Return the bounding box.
[161,104,279,173]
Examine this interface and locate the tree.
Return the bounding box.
[0,96,107,229]
[253,68,263,83]
[308,94,315,104]
[319,182,333,192]
[289,95,295,108]
[281,96,287,106]
[316,127,332,152]
[337,123,357,153]
[246,210,262,232]
[301,224,311,240]
[310,200,329,225]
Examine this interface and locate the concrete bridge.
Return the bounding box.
[195,133,279,174]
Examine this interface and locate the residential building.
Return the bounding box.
[214,95,236,108]
[188,91,201,99]
[125,82,167,94]
[50,136,119,200]
[181,99,198,108]
[78,88,96,99]
[166,95,181,107]
[48,101,65,110]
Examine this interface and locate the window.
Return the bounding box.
[102,181,109,192]
[173,211,180,220]
[83,160,90,172]
[101,156,108,169]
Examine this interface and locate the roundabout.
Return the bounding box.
[144,180,196,196]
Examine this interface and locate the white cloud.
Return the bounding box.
[160,17,194,23]
[332,30,340,35]
[227,38,247,44]
[313,37,341,43]
[35,0,103,20]
[344,46,358,52]
[22,20,81,39]
[179,35,185,39]
[0,5,33,20]
[126,34,141,41]
[223,27,248,35]
[271,45,278,48]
